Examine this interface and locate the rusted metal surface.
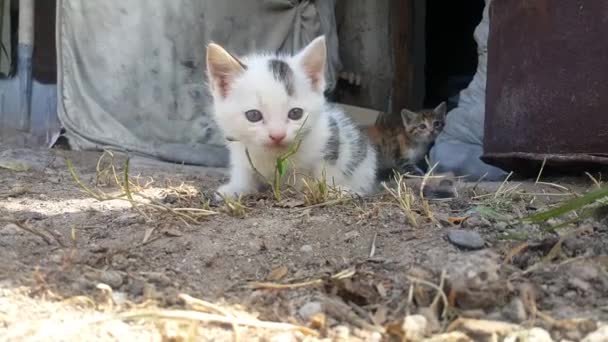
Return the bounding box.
[482,0,608,173]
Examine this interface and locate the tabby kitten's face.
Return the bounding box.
[400,102,446,144]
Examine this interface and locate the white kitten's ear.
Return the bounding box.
[434,101,447,118]
[296,36,327,92]
[400,109,418,126]
[206,43,246,98]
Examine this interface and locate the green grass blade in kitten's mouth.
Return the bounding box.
[274,116,309,177]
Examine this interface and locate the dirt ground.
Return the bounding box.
[1,147,607,341]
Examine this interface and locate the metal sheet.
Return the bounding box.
[482,0,608,173]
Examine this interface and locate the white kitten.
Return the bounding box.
[206,36,377,199]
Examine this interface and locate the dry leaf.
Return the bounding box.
[308,312,326,330]
[268,266,289,281]
[448,216,469,225]
[503,242,528,264]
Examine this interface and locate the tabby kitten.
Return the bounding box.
[206,36,378,200]
[367,102,446,179]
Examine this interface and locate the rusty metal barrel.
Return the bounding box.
[482,0,608,175]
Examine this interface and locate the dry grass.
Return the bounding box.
[66,151,217,225]
[382,172,418,227]
[218,194,248,218]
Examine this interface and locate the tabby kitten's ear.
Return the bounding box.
[400,109,419,127]
[433,101,447,118]
[206,43,247,99]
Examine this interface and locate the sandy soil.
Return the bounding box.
[0,147,607,341]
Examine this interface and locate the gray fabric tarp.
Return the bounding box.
[57,0,339,167]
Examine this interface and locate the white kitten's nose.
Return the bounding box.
[269,133,286,144]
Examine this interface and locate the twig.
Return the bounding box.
[535,182,570,192]
[0,218,53,245]
[179,294,240,342]
[117,310,318,336]
[250,279,323,290]
[494,171,514,199]
[293,197,352,211]
[369,232,377,258]
[323,298,385,333]
[407,275,449,319]
[586,172,602,189]
[67,159,103,200]
[535,157,547,184]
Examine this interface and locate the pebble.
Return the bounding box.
[568,277,592,293]
[298,301,323,321]
[300,245,313,253]
[583,325,608,342]
[333,325,350,341]
[99,270,124,289]
[504,328,553,342]
[145,272,172,287]
[447,229,485,250]
[127,278,146,297]
[269,332,297,342]
[495,221,508,231]
[502,298,527,323]
[401,315,429,341]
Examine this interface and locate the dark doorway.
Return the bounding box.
[424,0,485,111]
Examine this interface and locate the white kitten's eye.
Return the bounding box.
[433,121,442,129]
[287,108,304,120]
[418,123,427,130]
[245,109,263,122]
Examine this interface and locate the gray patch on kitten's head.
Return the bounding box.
[324,116,340,163]
[268,59,294,96]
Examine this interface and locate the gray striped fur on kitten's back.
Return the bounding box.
[314,104,378,194]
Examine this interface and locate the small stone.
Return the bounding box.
[145,272,172,287]
[237,250,245,256]
[2,223,21,234]
[569,262,599,281]
[447,229,485,250]
[111,255,130,270]
[99,270,124,288]
[269,332,297,342]
[504,328,553,342]
[127,278,146,297]
[298,301,323,321]
[502,298,527,323]
[112,291,129,305]
[333,325,350,341]
[300,245,313,253]
[583,325,608,342]
[568,277,592,293]
[49,253,63,264]
[495,221,508,231]
[402,315,429,341]
[368,332,382,342]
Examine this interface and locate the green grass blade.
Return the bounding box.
[523,186,608,223]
